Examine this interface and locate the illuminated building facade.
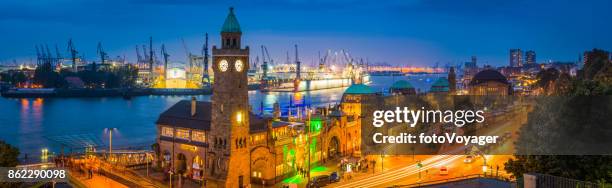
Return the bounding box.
[155,8,367,187]
[468,69,510,95]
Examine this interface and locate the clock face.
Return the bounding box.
[219,59,228,72]
[235,60,244,72]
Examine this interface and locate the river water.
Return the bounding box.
[0,75,444,158]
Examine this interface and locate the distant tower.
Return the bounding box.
[525,50,536,64]
[448,66,457,94]
[209,7,250,188]
[471,56,477,66]
[510,49,523,67]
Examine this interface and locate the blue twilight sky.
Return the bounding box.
[0,0,610,66]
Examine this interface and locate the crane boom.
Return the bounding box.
[67,39,78,72]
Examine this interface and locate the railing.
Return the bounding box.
[523,173,605,188]
[390,174,512,188]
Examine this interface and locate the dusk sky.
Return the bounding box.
[0,0,610,66]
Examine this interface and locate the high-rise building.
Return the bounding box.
[525,50,536,64]
[510,49,523,67]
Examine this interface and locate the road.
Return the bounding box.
[331,105,527,187]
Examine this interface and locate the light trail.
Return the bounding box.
[335,155,464,188]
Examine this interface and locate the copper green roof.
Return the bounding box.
[344,84,375,94]
[221,7,241,33]
[430,77,449,92]
[390,80,414,89]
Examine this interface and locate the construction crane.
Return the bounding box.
[161,44,170,77]
[67,39,79,72]
[181,38,194,68]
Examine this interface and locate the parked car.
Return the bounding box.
[464,155,474,163]
[330,172,340,182]
[307,175,331,188]
[439,166,449,175]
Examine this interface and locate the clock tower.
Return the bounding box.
[208,7,250,188]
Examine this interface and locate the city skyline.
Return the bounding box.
[1,0,611,66]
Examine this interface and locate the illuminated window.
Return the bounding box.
[161,127,174,137]
[192,131,206,143]
[176,129,190,140]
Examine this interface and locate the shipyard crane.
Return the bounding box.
[35,45,41,65]
[181,38,193,68]
[295,44,301,79]
[260,46,270,79]
[201,33,210,86]
[55,44,63,69]
[202,33,209,76]
[45,44,52,65]
[96,42,108,65]
[94,42,107,71]
[135,45,143,62]
[67,39,79,72]
[142,45,149,61]
[148,37,154,73]
[161,44,170,77]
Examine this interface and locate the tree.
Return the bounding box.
[0,140,20,188]
[535,68,560,95]
[505,95,612,183]
[583,49,610,80]
[0,140,19,167]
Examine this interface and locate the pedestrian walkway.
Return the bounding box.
[80,174,129,188]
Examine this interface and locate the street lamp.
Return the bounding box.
[105,128,117,162]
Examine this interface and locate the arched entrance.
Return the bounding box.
[192,155,203,180]
[328,136,340,158]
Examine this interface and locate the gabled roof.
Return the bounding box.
[344,84,375,94]
[156,100,268,132]
[156,100,212,130]
[221,7,241,33]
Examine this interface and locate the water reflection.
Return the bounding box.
[1,75,442,158]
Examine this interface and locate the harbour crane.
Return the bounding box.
[161,44,170,77]
[201,33,210,86]
[142,45,149,61]
[295,44,301,79]
[148,37,154,73]
[67,39,79,72]
[202,33,209,75]
[181,38,193,68]
[135,45,143,63]
[95,42,108,71]
[35,45,41,65]
[55,44,62,69]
